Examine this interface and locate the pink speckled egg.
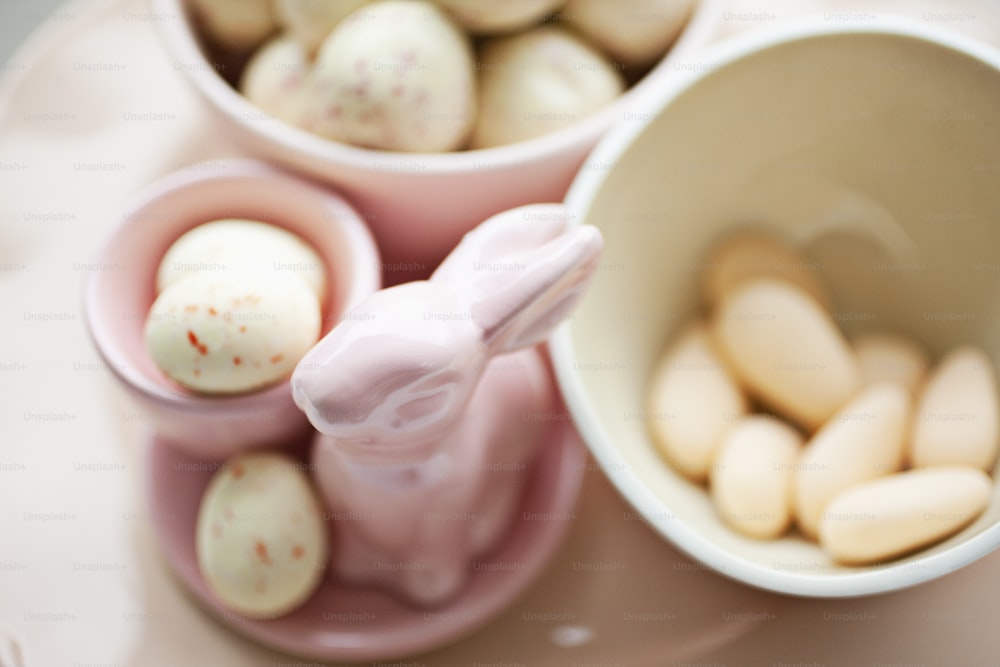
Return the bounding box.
[155,218,327,303]
[275,0,369,54]
[144,271,321,394]
[304,0,476,153]
[239,35,314,125]
[187,0,278,53]
[196,452,328,617]
[472,25,624,149]
[562,0,696,66]
[431,0,566,34]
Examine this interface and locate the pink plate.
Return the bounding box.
[143,415,587,662]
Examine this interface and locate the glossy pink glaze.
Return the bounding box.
[84,159,381,461]
[291,205,602,605]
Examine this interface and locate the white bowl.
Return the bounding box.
[552,17,1000,597]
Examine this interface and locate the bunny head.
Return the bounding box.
[291,205,602,464]
[292,280,488,464]
[432,204,603,353]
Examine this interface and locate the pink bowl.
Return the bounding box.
[143,390,587,662]
[83,159,382,461]
[150,0,724,282]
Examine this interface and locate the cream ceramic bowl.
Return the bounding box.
[552,18,1000,597]
[151,0,723,281]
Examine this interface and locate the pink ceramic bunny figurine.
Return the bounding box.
[291,204,602,605]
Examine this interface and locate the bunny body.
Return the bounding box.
[312,346,556,604]
[292,205,602,606]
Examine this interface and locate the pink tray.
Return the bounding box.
[143,417,586,662]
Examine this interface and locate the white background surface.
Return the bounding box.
[2,0,1000,665]
[0,0,65,62]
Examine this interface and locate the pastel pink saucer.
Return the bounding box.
[142,410,587,662]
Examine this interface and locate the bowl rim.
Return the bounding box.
[82,158,383,417]
[149,0,727,174]
[552,15,1000,597]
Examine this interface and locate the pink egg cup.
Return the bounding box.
[83,159,382,461]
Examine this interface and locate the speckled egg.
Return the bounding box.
[305,0,476,152]
[188,0,278,53]
[471,25,624,149]
[196,452,328,617]
[155,219,327,302]
[239,36,315,126]
[430,0,566,34]
[144,271,321,394]
[275,0,369,54]
[562,0,696,66]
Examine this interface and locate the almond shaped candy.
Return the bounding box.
[647,322,748,482]
[818,466,991,565]
[710,416,803,539]
[853,331,929,397]
[196,452,328,617]
[701,232,829,310]
[713,279,860,431]
[793,383,910,538]
[911,346,1000,472]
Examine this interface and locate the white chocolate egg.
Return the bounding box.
[275,0,369,54]
[306,0,476,152]
[196,452,328,617]
[431,0,566,34]
[145,272,321,394]
[910,346,1000,472]
[188,0,278,53]
[853,331,929,396]
[471,25,625,149]
[155,219,327,302]
[793,383,910,538]
[646,322,748,481]
[562,0,695,66]
[818,467,991,565]
[713,279,860,431]
[710,416,802,539]
[240,36,315,126]
[701,232,829,310]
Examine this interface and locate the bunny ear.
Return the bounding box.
[432,204,603,354]
[433,204,574,281]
